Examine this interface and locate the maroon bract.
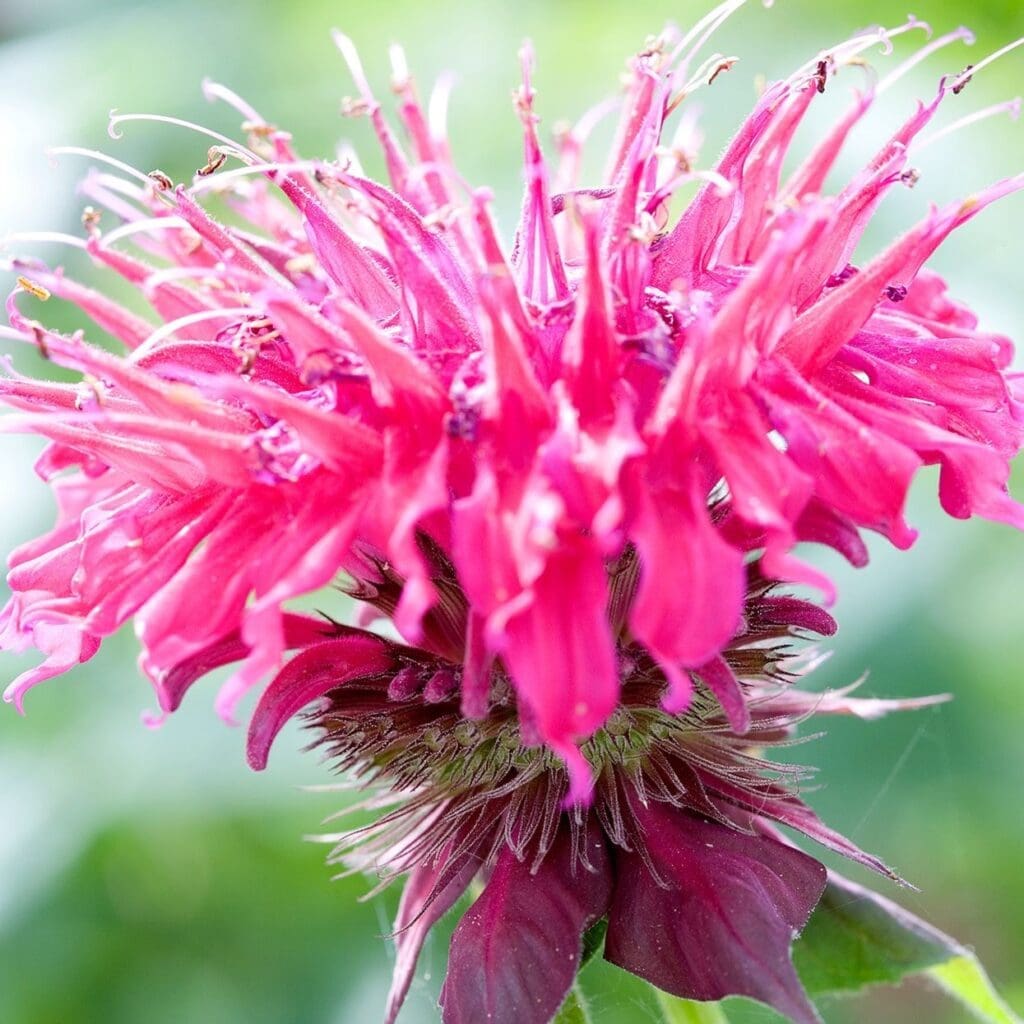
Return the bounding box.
[239,555,937,1024]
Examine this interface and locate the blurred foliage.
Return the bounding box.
[2,1,1024,1022]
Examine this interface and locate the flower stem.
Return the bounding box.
[655,991,730,1024]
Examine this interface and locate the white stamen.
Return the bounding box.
[85,171,149,201]
[427,71,457,144]
[916,97,1022,151]
[677,52,739,101]
[332,30,376,100]
[336,142,366,177]
[388,43,410,89]
[79,171,150,222]
[201,79,264,125]
[188,159,333,195]
[129,306,259,362]
[670,0,747,82]
[568,97,622,149]
[47,146,158,189]
[99,216,191,247]
[1,232,88,251]
[0,326,31,343]
[792,16,930,83]
[108,111,261,165]
[143,265,252,290]
[950,37,1024,93]
[878,27,975,94]
[646,168,733,214]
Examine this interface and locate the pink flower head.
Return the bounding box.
[2,15,1022,798]
[3,14,1020,796]
[3,5,1024,1020]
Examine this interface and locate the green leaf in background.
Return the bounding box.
[794,873,1022,1024]
[655,991,731,1023]
[579,919,607,971]
[930,956,1023,1024]
[554,984,591,1024]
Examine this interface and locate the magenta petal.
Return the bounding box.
[628,471,746,677]
[385,851,480,1024]
[605,799,826,1024]
[500,538,619,756]
[1,621,100,712]
[439,822,611,1024]
[151,613,338,713]
[753,596,838,637]
[246,633,392,769]
[794,499,869,568]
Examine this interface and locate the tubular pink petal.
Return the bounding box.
[560,218,620,424]
[1,623,101,712]
[780,176,1024,375]
[511,44,569,305]
[152,613,337,713]
[295,191,400,317]
[500,539,619,757]
[246,634,393,770]
[627,470,746,673]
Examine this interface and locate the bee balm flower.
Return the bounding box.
[2,3,1023,1021]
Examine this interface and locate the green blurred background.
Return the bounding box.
[1,1,1023,1021]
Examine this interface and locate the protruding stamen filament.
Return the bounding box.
[668,0,747,84]
[916,97,1022,152]
[332,29,376,101]
[201,79,265,126]
[108,111,261,165]
[97,216,192,247]
[1,232,88,252]
[427,72,457,147]
[949,37,1024,94]
[188,159,334,196]
[129,306,259,362]
[791,16,930,84]
[670,53,739,110]
[47,146,160,189]
[877,27,975,94]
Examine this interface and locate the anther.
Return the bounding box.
[16,276,51,301]
[340,96,371,117]
[147,170,174,191]
[638,33,668,60]
[814,58,830,93]
[423,204,458,232]
[708,57,738,85]
[826,264,858,288]
[424,669,459,704]
[75,376,106,410]
[900,168,921,188]
[284,254,317,275]
[240,120,277,138]
[197,147,228,177]
[885,284,908,302]
[952,65,974,95]
[29,323,49,359]
[81,207,102,238]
